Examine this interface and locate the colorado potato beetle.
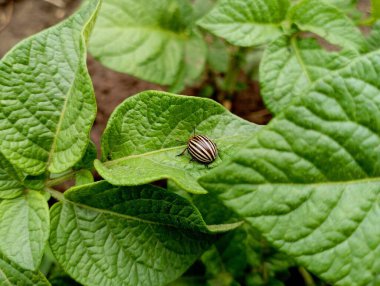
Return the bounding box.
[177,133,218,165]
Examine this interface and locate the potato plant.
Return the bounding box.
[1,0,380,285]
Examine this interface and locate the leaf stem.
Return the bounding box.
[45,187,65,201]
[299,267,315,286]
[45,171,76,187]
[291,35,311,83]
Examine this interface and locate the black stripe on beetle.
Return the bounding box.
[177,134,218,165]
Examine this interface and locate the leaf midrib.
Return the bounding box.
[46,1,100,172]
[65,199,211,233]
[103,134,250,167]
[291,35,312,83]
[0,266,12,286]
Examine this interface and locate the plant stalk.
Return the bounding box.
[299,267,315,286]
[45,187,65,201]
[45,171,76,187]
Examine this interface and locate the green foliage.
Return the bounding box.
[370,0,380,22]
[75,169,94,185]
[197,0,368,113]
[2,0,380,285]
[0,254,50,285]
[94,91,260,194]
[260,34,357,114]
[193,0,216,20]
[73,140,97,170]
[367,20,380,51]
[50,181,229,286]
[0,152,24,199]
[200,50,380,285]
[0,191,49,270]
[198,0,290,47]
[193,194,294,285]
[89,0,206,87]
[0,0,100,175]
[288,0,366,51]
[207,38,230,73]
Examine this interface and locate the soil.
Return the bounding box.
[0,0,269,154]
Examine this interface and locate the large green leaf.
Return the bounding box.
[75,169,94,186]
[288,0,366,51]
[200,50,380,285]
[0,152,24,199]
[260,34,356,114]
[0,0,101,175]
[50,181,221,286]
[94,91,260,194]
[198,0,290,47]
[329,0,363,21]
[169,30,207,92]
[366,20,380,52]
[0,254,50,286]
[194,194,293,283]
[328,0,357,9]
[193,0,215,20]
[73,140,97,170]
[89,0,206,86]
[0,191,49,270]
[371,0,380,22]
[207,38,230,73]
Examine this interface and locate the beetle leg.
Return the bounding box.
[177,147,188,156]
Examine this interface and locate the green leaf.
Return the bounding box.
[200,50,380,284]
[207,38,230,73]
[94,91,260,194]
[202,227,253,278]
[0,0,101,175]
[47,263,82,286]
[366,20,380,52]
[193,0,215,20]
[371,0,380,21]
[169,31,207,93]
[89,0,206,86]
[204,180,380,285]
[0,253,50,286]
[329,0,363,21]
[23,174,46,191]
[194,195,293,281]
[75,169,94,186]
[193,194,237,225]
[288,0,366,51]
[50,181,216,286]
[329,0,356,6]
[73,140,97,170]
[328,0,357,10]
[260,34,357,114]
[0,191,50,270]
[0,152,24,199]
[198,0,290,47]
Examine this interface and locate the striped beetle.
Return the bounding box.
[177,132,218,166]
